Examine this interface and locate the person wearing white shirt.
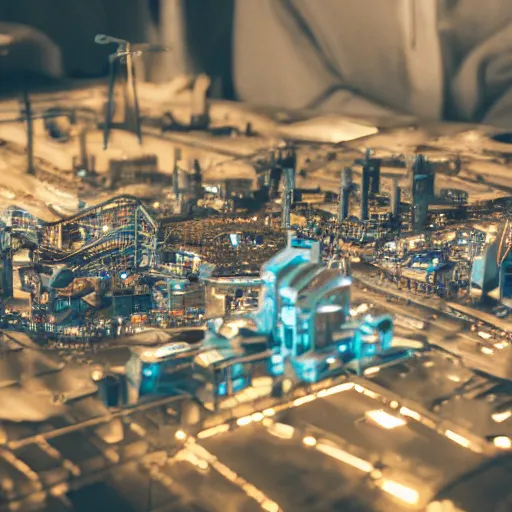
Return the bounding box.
[2,0,512,128]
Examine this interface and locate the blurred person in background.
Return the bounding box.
[1,0,512,127]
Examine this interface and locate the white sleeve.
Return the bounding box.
[313,88,405,120]
[451,21,512,127]
[233,0,339,109]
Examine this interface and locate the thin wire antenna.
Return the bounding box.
[126,45,143,145]
[103,54,118,149]
[95,34,170,149]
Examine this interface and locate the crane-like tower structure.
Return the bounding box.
[95,34,168,149]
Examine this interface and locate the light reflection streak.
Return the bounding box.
[379,479,420,505]
[444,430,470,448]
[183,442,282,511]
[315,442,374,473]
[197,424,230,439]
[399,407,422,422]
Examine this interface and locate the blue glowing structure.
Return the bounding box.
[257,231,321,334]
[270,260,353,383]
[352,314,393,372]
[229,233,241,247]
[497,220,512,305]
[256,232,396,384]
[0,220,13,299]
[129,231,400,407]
[397,250,457,289]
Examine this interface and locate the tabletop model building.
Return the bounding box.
[0,37,510,512]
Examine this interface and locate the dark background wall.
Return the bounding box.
[0,0,235,98]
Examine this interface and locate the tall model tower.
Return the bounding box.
[356,149,382,195]
[339,167,352,222]
[410,154,435,230]
[390,179,401,219]
[279,147,297,229]
[281,166,295,229]
[360,164,370,221]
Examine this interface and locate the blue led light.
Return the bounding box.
[339,344,348,353]
[142,367,153,378]
[365,345,377,355]
[303,366,317,383]
[271,364,285,376]
[271,354,283,364]
[120,272,128,280]
[229,233,240,247]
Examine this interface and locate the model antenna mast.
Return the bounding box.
[95,34,169,149]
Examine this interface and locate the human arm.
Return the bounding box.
[233,0,403,117]
[450,21,512,129]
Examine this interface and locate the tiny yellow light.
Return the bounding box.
[494,436,512,450]
[251,412,264,422]
[91,369,103,381]
[303,436,317,447]
[175,430,187,441]
[492,411,512,423]
[237,416,253,426]
[380,479,420,505]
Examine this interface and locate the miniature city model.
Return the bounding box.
[0,47,510,511]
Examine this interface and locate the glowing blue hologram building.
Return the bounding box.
[497,219,512,305]
[129,231,396,402]
[256,231,321,334]
[273,264,353,383]
[255,231,393,383]
[0,219,13,299]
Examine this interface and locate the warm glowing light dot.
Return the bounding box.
[492,411,512,423]
[198,460,209,470]
[303,436,317,447]
[370,469,382,480]
[494,436,512,449]
[175,430,187,441]
[91,369,103,381]
[237,416,253,426]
